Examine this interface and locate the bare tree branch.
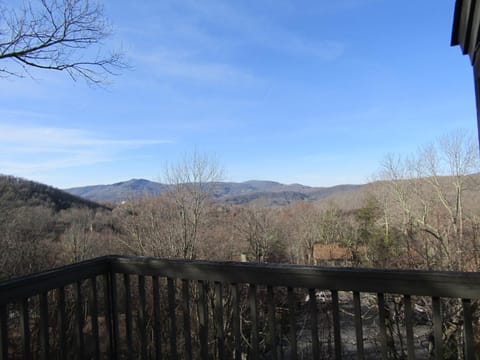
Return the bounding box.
[163,151,224,259]
[0,0,127,85]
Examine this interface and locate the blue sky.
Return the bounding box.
[0,0,477,188]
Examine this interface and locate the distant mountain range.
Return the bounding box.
[65,179,362,205]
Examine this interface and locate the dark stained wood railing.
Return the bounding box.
[0,255,479,359]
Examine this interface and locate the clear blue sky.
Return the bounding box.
[0,0,477,188]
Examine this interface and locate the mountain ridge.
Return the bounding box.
[65,178,362,205]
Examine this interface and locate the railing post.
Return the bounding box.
[57,287,67,359]
[353,292,364,360]
[19,298,31,360]
[0,305,7,360]
[104,269,119,359]
[308,289,319,359]
[103,273,113,359]
[232,283,241,360]
[462,298,474,360]
[167,277,178,360]
[152,276,163,360]
[249,284,259,360]
[89,277,100,360]
[75,281,85,360]
[287,287,297,360]
[139,275,148,360]
[432,297,442,360]
[331,290,342,359]
[214,282,225,360]
[198,280,209,360]
[39,292,49,360]
[377,293,388,359]
[404,295,415,360]
[123,274,133,359]
[182,279,192,360]
[267,286,278,360]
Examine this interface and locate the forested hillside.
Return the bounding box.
[0,175,115,279]
[0,175,108,211]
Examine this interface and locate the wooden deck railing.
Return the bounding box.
[0,255,479,359]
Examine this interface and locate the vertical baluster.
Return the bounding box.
[110,274,120,359]
[76,281,85,360]
[308,289,319,359]
[287,287,297,360]
[432,297,442,360]
[404,295,415,360]
[167,277,178,360]
[39,292,49,360]
[138,275,148,360]
[89,277,100,360]
[198,280,208,360]
[331,290,342,359]
[103,274,113,358]
[57,287,67,359]
[152,276,162,360]
[182,279,192,360]
[353,292,364,360]
[267,286,277,360]
[249,284,259,360]
[232,283,241,360]
[124,274,133,359]
[377,293,387,359]
[20,298,31,360]
[280,310,285,360]
[215,282,225,360]
[0,304,8,360]
[462,298,474,360]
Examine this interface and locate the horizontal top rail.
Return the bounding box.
[0,256,111,305]
[2,255,480,305]
[111,255,480,299]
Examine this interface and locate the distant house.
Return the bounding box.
[313,243,365,266]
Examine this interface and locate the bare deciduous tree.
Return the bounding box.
[115,196,184,258]
[379,130,480,271]
[234,206,286,263]
[163,151,224,259]
[0,0,126,84]
[114,152,223,260]
[60,207,96,262]
[0,205,53,279]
